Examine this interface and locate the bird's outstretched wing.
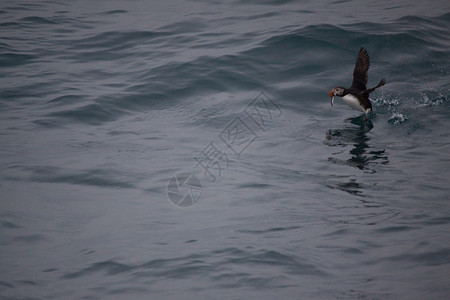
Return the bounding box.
[350,47,370,91]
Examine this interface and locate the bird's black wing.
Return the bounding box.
[350,47,370,92]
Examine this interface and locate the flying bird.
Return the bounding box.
[329,47,386,114]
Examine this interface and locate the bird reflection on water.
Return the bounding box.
[324,115,388,200]
[325,115,388,173]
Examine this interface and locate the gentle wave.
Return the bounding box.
[1,13,448,128]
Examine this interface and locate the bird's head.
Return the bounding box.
[329,87,344,107]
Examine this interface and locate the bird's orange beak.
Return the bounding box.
[329,89,334,97]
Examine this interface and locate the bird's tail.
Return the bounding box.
[363,78,386,94]
[376,78,387,88]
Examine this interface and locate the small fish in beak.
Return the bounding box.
[329,89,335,107]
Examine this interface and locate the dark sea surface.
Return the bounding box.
[1,1,450,299]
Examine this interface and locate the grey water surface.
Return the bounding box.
[1,1,450,299]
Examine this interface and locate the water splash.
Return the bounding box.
[419,93,447,107]
[373,94,400,110]
[388,113,408,125]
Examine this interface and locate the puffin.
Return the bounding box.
[329,47,386,114]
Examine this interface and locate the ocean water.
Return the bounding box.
[1,0,449,299]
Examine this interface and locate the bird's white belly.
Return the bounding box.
[342,94,364,112]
